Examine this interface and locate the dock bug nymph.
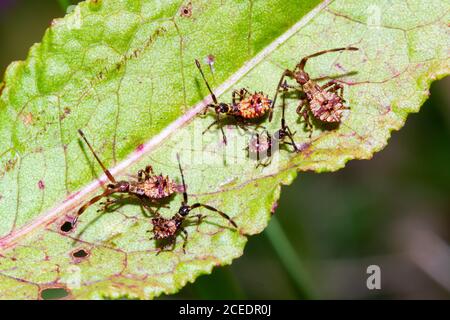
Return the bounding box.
[196,59,272,144]
[269,47,359,136]
[72,130,181,227]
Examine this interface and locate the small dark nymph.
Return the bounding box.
[248,94,299,167]
[150,154,237,254]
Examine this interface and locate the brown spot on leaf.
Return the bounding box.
[88,0,101,7]
[271,201,278,214]
[382,104,391,115]
[20,112,34,126]
[135,143,144,152]
[38,180,45,190]
[298,142,313,157]
[88,0,102,12]
[5,158,17,172]
[205,54,216,73]
[335,63,346,72]
[205,54,215,65]
[59,107,71,120]
[0,82,4,96]
[180,2,192,17]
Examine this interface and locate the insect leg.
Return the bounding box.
[266,131,273,158]
[327,82,345,99]
[189,203,237,228]
[321,80,338,90]
[240,88,251,98]
[285,126,299,152]
[280,92,297,150]
[98,196,124,212]
[219,121,227,145]
[296,101,313,138]
[137,170,144,182]
[155,237,175,255]
[269,69,295,122]
[255,132,260,162]
[181,228,188,254]
[137,166,153,182]
[295,99,306,115]
[257,134,272,168]
[145,165,154,176]
[136,195,158,216]
[337,84,344,100]
[322,81,346,105]
[73,187,119,226]
[257,158,272,168]
[232,90,239,104]
[202,114,227,145]
[202,119,219,134]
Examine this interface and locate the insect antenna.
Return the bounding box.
[195,60,229,144]
[176,153,188,204]
[190,203,237,228]
[195,59,218,105]
[297,47,359,70]
[78,129,116,184]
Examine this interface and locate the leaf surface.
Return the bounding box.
[0,0,448,299]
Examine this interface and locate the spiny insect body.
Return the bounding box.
[270,47,359,135]
[72,130,180,226]
[248,94,299,167]
[195,59,271,144]
[150,154,237,254]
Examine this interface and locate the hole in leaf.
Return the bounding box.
[72,249,88,258]
[40,287,70,300]
[60,221,73,232]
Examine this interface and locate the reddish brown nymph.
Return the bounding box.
[270,47,359,136]
[195,59,271,144]
[72,130,180,227]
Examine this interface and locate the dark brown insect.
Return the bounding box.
[269,47,359,136]
[150,154,237,254]
[72,130,180,227]
[248,94,299,167]
[195,59,272,144]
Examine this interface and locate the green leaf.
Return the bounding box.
[0,0,448,299]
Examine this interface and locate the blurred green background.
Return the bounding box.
[1,0,448,299]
